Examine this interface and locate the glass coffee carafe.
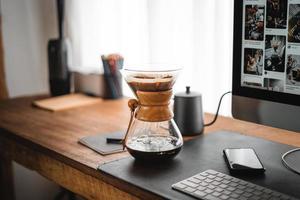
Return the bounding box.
[122,68,183,161]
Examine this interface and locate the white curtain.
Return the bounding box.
[66,0,234,116]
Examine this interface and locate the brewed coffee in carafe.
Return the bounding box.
[122,68,183,161]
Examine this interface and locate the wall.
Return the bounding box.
[2,0,61,199]
[2,0,55,97]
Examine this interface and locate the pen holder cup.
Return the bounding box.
[103,73,123,99]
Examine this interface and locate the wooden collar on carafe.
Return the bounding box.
[131,89,173,122]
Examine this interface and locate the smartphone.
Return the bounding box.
[223,148,265,174]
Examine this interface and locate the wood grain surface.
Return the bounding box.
[0,96,299,200]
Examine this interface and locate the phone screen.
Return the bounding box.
[224,148,264,170]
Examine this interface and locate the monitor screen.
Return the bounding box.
[242,0,300,95]
[233,0,300,107]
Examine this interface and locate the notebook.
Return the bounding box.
[33,93,102,112]
[79,131,125,155]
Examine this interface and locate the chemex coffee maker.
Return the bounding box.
[121,68,183,161]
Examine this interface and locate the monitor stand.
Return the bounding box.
[282,148,300,175]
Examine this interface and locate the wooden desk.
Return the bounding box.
[0,96,299,200]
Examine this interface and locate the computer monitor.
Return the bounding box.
[232,0,300,133]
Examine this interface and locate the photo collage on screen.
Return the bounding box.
[241,0,300,95]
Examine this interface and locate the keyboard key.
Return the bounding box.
[237,185,246,190]
[223,190,231,195]
[205,194,220,200]
[215,187,224,192]
[253,190,262,196]
[261,193,271,199]
[230,193,239,198]
[212,191,221,197]
[207,175,215,179]
[219,184,228,189]
[222,180,230,184]
[242,192,252,198]
[245,188,254,193]
[262,188,273,194]
[200,182,209,187]
[220,194,229,200]
[238,180,247,186]
[217,173,226,178]
[231,178,240,183]
[224,176,233,180]
[204,189,213,194]
[201,172,209,176]
[193,190,207,198]
[206,170,218,175]
[212,181,221,186]
[229,182,238,187]
[235,189,243,194]
[215,177,222,182]
[270,198,280,200]
[189,177,201,184]
[271,191,282,197]
[205,178,214,183]
[249,196,260,200]
[182,180,198,188]
[197,186,206,191]
[173,183,186,189]
[246,183,256,188]
[184,187,196,193]
[254,185,264,191]
[194,175,206,180]
[207,185,215,190]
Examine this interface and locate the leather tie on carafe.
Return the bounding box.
[122,89,173,149]
[123,99,139,150]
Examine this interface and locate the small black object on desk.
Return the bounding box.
[106,137,123,144]
[79,131,125,155]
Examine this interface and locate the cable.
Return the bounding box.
[282,148,300,175]
[204,91,232,127]
[204,91,300,176]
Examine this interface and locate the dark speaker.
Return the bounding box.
[47,0,70,96]
[48,39,70,96]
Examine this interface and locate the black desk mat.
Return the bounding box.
[98,131,300,199]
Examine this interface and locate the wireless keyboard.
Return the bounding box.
[172,169,298,200]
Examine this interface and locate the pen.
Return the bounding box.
[106,137,123,144]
